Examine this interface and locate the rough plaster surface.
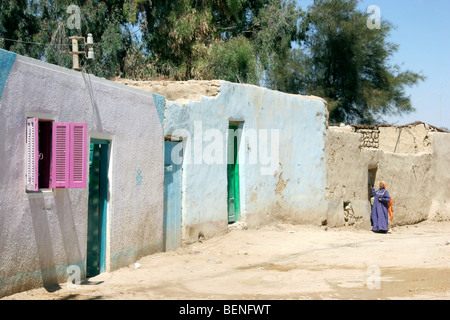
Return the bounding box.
[115,79,222,105]
[331,122,440,154]
[0,53,163,297]
[160,81,329,243]
[428,133,450,221]
[378,125,433,154]
[325,127,450,229]
[325,129,371,229]
[0,50,16,98]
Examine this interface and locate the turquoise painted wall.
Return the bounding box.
[153,93,165,126]
[163,81,329,240]
[0,49,16,99]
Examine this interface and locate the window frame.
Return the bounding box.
[26,118,88,192]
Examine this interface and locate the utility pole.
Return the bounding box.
[69,33,94,71]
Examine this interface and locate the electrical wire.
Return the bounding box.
[0,36,101,47]
[0,37,70,47]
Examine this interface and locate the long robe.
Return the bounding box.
[371,188,391,232]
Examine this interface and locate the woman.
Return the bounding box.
[370,181,391,233]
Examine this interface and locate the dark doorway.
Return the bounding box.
[368,167,378,200]
[38,120,52,189]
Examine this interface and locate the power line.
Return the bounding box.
[0,37,70,47]
[0,37,101,47]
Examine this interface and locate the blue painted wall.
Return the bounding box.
[153,93,165,126]
[0,49,17,99]
[163,81,329,240]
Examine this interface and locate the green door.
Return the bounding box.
[87,139,109,277]
[227,123,240,223]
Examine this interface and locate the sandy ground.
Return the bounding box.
[3,220,450,300]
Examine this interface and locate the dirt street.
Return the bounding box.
[3,221,450,300]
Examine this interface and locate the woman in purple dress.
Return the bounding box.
[370,181,391,233]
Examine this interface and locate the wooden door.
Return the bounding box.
[163,141,182,251]
[227,123,240,223]
[87,139,109,277]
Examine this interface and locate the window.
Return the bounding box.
[26,118,87,191]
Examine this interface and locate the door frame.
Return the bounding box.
[227,122,242,224]
[163,138,183,252]
[87,138,110,276]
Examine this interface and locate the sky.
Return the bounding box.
[297,0,450,129]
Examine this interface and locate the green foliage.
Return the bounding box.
[0,0,133,78]
[1,0,300,82]
[267,48,308,94]
[0,0,41,58]
[99,20,125,76]
[136,0,301,81]
[201,35,258,84]
[252,0,302,69]
[0,0,424,125]
[292,0,425,124]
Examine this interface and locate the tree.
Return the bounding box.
[1,0,303,83]
[200,35,258,84]
[131,0,302,82]
[0,0,135,79]
[0,0,42,58]
[274,0,424,125]
[2,0,422,125]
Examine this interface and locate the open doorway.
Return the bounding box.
[368,166,378,201]
[227,122,243,224]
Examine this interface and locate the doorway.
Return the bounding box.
[86,139,110,277]
[368,167,378,201]
[227,122,241,224]
[163,140,183,252]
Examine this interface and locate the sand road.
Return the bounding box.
[3,221,450,300]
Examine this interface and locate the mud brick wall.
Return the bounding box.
[355,128,380,149]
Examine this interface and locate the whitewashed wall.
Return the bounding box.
[164,82,329,243]
[0,50,164,297]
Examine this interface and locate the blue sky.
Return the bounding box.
[297,0,450,129]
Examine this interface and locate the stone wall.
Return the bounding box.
[356,128,380,149]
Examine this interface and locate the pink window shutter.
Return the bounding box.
[51,122,70,188]
[26,118,39,191]
[69,123,87,188]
